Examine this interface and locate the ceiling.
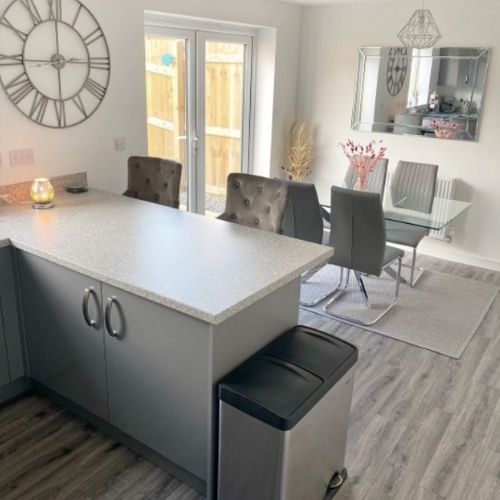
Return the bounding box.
[269,0,411,5]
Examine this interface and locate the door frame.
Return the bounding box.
[144,15,255,214]
[194,31,253,213]
[144,25,197,212]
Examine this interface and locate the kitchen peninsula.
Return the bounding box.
[0,189,332,499]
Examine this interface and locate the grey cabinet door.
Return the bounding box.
[19,252,108,420]
[102,283,211,482]
[0,247,24,382]
[0,301,10,386]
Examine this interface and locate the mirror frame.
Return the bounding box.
[351,47,491,141]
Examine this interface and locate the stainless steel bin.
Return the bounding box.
[217,325,358,500]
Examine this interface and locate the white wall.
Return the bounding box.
[298,0,500,271]
[0,0,302,192]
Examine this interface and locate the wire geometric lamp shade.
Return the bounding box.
[398,9,442,49]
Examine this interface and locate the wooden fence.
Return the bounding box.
[145,37,244,199]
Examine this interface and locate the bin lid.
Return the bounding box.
[219,356,322,430]
[263,325,357,383]
[219,326,358,430]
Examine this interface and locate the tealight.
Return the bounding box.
[31,178,55,209]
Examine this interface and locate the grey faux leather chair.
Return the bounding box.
[280,180,323,244]
[124,156,182,209]
[344,158,389,196]
[277,179,338,301]
[322,187,404,326]
[386,161,439,287]
[218,174,289,233]
[322,158,389,245]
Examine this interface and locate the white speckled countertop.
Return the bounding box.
[0,190,332,324]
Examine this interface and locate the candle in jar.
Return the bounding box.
[31,178,55,209]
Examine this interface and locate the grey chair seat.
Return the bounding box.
[384,245,405,265]
[386,220,428,248]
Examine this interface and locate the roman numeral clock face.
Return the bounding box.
[386,47,408,97]
[0,0,110,128]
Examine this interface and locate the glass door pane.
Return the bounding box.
[202,39,248,217]
[145,35,189,210]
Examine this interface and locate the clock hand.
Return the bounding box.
[28,57,80,68]
[24,58,56,64]
[53,13,63,103]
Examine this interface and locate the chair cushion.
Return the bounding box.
[386,220,428,248]
[383,245,405,267]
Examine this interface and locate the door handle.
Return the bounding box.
[82,287,99,329]
[105,296,122,338]
[191,137,199,154]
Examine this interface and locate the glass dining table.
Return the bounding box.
[320,190,472,284]
[384,194,471,231]
[320,192,471,231]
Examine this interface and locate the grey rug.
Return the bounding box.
[301,265,499,359]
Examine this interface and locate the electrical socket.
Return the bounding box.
[114,137,127,151]
[9,149,34,166]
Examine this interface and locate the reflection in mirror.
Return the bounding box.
[352,47,490,141]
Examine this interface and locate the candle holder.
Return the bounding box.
[31,178,55,209]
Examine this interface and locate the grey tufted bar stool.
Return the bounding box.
[123,156,182,209]
[217,173,289,233]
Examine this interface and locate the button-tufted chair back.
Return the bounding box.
[218,174,289,233]
[124,156,182,209]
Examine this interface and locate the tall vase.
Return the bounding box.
[355,174,368,192]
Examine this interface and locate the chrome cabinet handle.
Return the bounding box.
[105,296,121,338]
[82,287,99,328]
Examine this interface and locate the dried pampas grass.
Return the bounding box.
[281,122,314,181]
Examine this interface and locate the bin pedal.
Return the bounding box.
[324,469,348,499]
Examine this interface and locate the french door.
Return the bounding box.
[144,27,253,216]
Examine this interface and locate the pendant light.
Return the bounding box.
[398,0,442,49]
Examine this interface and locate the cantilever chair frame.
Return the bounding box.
[300,267,341,308]
[322,256,402,327]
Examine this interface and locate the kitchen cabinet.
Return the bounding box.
[0,305,9,386]
[0,188,330,499]
[19,252,108,420]
[18,252,213,481]
[0,247,24,385]
[102,283,212,481]
[17,251,300,496]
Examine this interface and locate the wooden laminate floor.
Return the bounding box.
[0,256,499,499]
[301,255,500,500]
[0,396,204,499]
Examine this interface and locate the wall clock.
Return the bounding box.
[386,47,408,97]
[0,0,110,128]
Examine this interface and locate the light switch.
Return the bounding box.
[114,137,127,151]
[9,149,34,166]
